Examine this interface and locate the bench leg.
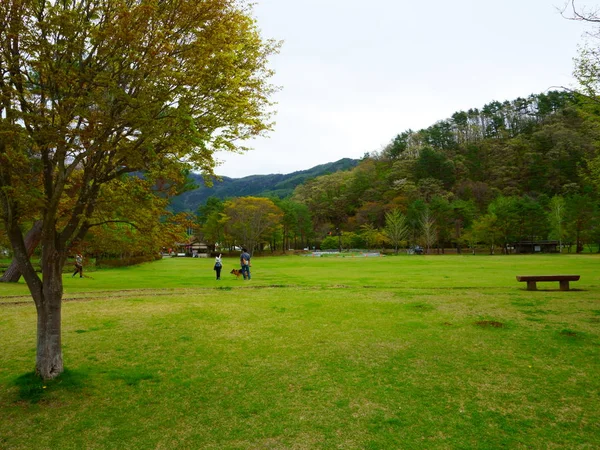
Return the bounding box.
[526,281,537,291]
[559,280,570,291]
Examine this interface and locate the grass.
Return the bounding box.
[1,254,599,449]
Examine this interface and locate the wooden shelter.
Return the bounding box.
[513,240,559,254]
[176,237,209,257]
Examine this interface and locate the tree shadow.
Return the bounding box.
[13,368,88,404]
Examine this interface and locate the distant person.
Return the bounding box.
[72,253,84,278]
[240,248,251,280]
[214,254,222,280]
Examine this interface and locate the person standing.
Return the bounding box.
[72,253,84,278]
[240,248,251,280]
[214,254,222,280]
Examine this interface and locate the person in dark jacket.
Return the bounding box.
[240,248,251,280]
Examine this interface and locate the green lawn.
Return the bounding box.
[1,254,599,449]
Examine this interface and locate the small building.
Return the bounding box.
[513,240,559,254]
[176,237,209,257]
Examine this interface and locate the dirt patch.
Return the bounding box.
[560,329,578,337]
[475,320,504,328]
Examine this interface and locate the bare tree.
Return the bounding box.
[383,209,408,254]
[420,208,437,254]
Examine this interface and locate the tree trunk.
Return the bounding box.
[34,247,65,380]
[3,217,65,380]
[35,290,64,380]
[0,220,42,283]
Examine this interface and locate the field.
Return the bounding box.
[1,254,599,449]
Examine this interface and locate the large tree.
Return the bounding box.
[565,194,596,252]
[292,170,354,229]
[222,196,283,253]
[272,198,313,252]
[0,0,278,379]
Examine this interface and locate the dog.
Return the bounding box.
[230,268,243,279]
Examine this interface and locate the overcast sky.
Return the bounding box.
[213,0,593,178]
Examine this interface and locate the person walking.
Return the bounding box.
[213,253,223,280]
[72,253,84,278]
[240,248,251,280]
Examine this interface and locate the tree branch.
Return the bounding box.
[561,0,600,23]
[86,219,141,230]
[547,85,600,104]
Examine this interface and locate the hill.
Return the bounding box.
[169,158,359,212]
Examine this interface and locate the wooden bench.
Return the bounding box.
[516,275,580,291]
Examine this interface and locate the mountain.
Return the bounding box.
[169,158,359,212]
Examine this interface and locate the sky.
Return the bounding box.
[213,0,596,178]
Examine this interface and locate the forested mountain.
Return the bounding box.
[170,158,359,212]
[286,91,600,252]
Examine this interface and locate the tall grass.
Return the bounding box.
[1,254,599,448]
